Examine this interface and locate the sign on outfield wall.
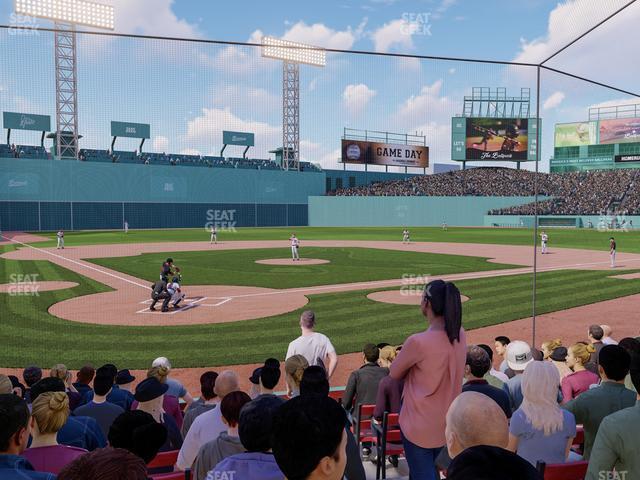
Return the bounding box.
[341,139,429,168]
[615,154,640,163]
[110,121,151,139]
[223,131,255,147]
[3,112,51,132]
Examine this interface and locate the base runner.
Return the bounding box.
[290,233,300,261]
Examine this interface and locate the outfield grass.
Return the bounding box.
[87,247,517,288]
[23,226,640,252]
[2,246,640,368]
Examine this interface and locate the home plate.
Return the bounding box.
[136,296,206,314]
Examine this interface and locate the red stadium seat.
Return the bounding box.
[372,412,404,480]
[149,472,190,480]
[328,387,346,403]
[353,404,377,455]
[147,450,179,470]
[571,425,585,454]
[536,461,589,480]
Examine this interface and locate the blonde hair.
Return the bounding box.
[520,362,564,436]
[31,391,70,434]
[569,342,595,365]
[379,346,398,365]
[50,364,70,382]
[0,375,12,395]
[147,365,170,384]
[285,355,308,388]
[542,339,562,352]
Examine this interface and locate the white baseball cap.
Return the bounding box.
[506,340,533,371]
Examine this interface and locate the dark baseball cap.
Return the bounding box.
[116,369,136,386]
[134,377,168,402]
[249,367,262,385]
[550,346,568,362]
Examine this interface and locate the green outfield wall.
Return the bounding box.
[308,196,548,227]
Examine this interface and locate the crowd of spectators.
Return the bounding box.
[330,166,640,216]
[1,293,639,480]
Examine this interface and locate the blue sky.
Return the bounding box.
[1,0,639,172]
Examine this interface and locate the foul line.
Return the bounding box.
[1,234,151,290]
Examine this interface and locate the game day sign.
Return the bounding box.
[341,139,429,168]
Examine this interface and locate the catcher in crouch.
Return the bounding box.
[167,274,186,308]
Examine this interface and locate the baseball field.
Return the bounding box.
[2,226,640,374]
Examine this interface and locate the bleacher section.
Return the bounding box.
[1,144,49,159]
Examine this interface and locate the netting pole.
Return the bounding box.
[532,65,541,348]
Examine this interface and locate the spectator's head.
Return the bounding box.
[134,377,168,409]
[22,365,42,388]
[521,361,563,435]
[589,324,605,343]
[598,345,631,382]
[220,391,252,429]
[285,355,309,396]
[115,369,136,388]
[272,395,348,480]
[147,365,170,384]
[465,346,491,380]
[378,345,398,369]
[541,339,563,360]
[93,374,114,398]
[494,336,511,357]
[8,376,25,398]
[31,391,69,437]
[477,344,494,362]
[505,341,533,373]
[445,391,508,459]
[618,337,640,357]
[567,342,595,369]
[30,377,65,404]
[531,347,544,361]
[0,376,12,395]
[260,366,281,392]
[76,365,94,386]
[300,310,316,330]
[199,371,219,401]
[264,358,280,370]
[57,447,148,480]
[630,353,640,394]
[97,364,118,382]
[151,356,171,370]
[50,364,71,385]
[238,395,285,452]
[550,346,568,363]
[363,343,379,364]
[422,280,462,345]
[213,370,240,400]
[108,411,167,463]
[300,366,329,397]
[0,394,31,455]
[601,325,614,339]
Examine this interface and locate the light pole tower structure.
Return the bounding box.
[262,36,325,171]
[14,0,114,159]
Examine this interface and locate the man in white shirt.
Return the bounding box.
[286,310,338,378]
[56,230,64,249]
[176,370,239,471]
[601,324,618,345]
[290,233,300,261]
[540,231,548,254]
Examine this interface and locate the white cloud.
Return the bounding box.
[432,0,457,20]
[153,135,169,153]
[588,97,640,110]
[282,20,364,49]
[110,0,200,38]
[372,19,414,53]
[393,80,454,124]
[448,68,456,75]
[317,148,342,169]
[543,91,565,110]
[185,107,280,159]
[343,83,377,115]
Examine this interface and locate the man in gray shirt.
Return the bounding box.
[73,374,124,439]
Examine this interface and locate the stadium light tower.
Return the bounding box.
[262,36,325,171]
[14,0,114,159]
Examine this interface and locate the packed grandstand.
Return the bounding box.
[329,167,640,216]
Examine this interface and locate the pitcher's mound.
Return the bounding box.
[368,289,469,305]
[255,258,330,266]
[0,281,78,293]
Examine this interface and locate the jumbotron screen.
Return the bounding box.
[464,118,529,161]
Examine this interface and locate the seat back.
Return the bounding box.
[147,450,179,470]
[536,461,589,480]
[354,404,376,443]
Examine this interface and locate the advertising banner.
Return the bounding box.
[615,154,640,163]
[223,130,255,146]
[110,121,150,139]
[554,121,597,147]
[599,118,640,144]
[3,111,51,132]
[341,139,428,168]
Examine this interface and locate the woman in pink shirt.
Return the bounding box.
[390,280,467,480]
[561,342,599,403]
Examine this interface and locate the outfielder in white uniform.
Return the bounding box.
[124,221,129,234]
[56,230,64,249]
[167,276,186,308]
[541,231,548,254]
[290,234,300,261]
[210,225,217,244]
[402,229,410,244]
[610,237,616,268]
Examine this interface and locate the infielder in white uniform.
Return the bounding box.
[541,231,548,254]
[56,230,64,249]
[167,275,186,308]
[290,234,300,261]
[124,221,129,234]
[210,225,217,244]
[402,229,410,244]
[610,237,616,268]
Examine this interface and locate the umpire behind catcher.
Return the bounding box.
[150,280,171,312]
